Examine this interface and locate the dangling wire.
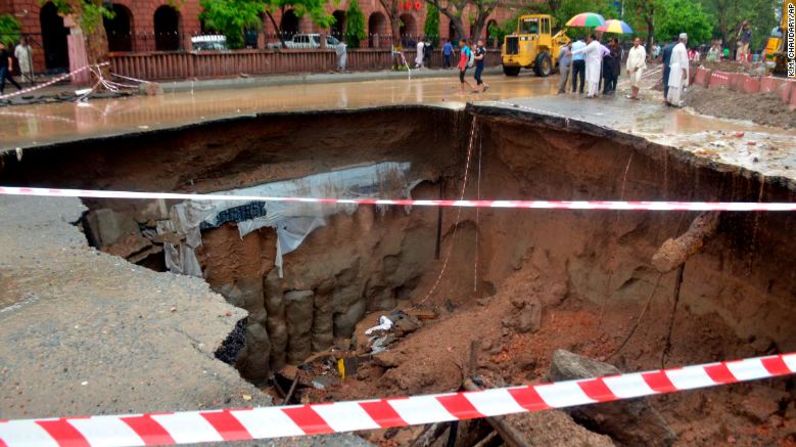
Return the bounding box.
[418,116,477,305]
[474,128,482,293]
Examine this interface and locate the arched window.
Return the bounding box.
[39,2,69,72]
[104,4,134,52]
[367,12,387,47]
[280,10,299,40]
[154,5,181,51]
[399,13,417,45]
[331,10,346,41]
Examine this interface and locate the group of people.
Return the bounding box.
[557,35,642,99]
[554,31,691,108]
[0,37,34,96]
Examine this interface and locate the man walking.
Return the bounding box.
[458,39,475,93]
[662,36,677,103]
[572,34,602,98]
[442,39,454,69]
[558,42,572,94]
[667,33,689,107]
[335,41,348,72]
[0,42,22,96]
[14,36,33,84]
[626,37,647,100]
[737,20,752,63]
[415,39,425,69]
[571,37,586,94]
[604,38,622,94]
[473,38,489,92]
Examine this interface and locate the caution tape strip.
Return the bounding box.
[0,353,794,446]
[0,63,110,101]
[0,186,795,212]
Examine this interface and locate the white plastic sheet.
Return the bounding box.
[164,162,416,277]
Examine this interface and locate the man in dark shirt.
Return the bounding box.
[0,41,22,95]
[473,39,489,92]
[662,36,677,103]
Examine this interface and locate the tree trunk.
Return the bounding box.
[646,16,654,53]
[265,11,286,48]
[470,6,496,42]
[449,15,467,42]
[74,1,110,84]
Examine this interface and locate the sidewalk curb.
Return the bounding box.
[160,67,504,93]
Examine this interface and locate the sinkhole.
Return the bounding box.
[1,104,794,445]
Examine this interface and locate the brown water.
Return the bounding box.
[0,77,554,150]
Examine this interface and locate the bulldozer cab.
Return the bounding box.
[518,16,553,49]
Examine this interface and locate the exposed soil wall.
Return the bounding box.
[1,104,795,445]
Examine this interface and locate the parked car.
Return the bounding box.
[191,35,228,52]
[267,34,342,49]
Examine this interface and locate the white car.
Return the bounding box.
[191,35,228,52]
[268,34,341,49]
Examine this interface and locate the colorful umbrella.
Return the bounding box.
[565,12,606,28]
[596,19,634,34]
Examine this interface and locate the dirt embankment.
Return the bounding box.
[685,85,796,129]
[2,106,795,446]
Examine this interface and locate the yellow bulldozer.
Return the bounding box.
[764,1,793,75]
[501,14,571,77]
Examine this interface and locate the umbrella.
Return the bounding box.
[596,19,634,34]
[565,12,606,28]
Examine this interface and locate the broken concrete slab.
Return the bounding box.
[0,196,268,418]
[550,349,677,447]
[0,195,370,446]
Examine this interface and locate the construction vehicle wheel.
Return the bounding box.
[503,65,521,76]
[534,52,552,77]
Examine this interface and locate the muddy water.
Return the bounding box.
[0,77,554,151]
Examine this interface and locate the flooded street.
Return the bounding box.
[0,76,555,150]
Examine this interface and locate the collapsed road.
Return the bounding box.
[0,97,795,446]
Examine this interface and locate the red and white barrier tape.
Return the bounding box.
[0,186,795,212]
[0,352,794,446]
[0,63,109,101]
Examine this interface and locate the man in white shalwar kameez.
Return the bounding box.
[626,37,647,100]
[572,34,602,98]
[667,33,689,107]
[415,40,425,69]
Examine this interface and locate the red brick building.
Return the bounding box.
[0,0,512,74]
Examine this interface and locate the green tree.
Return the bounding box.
[42,0,114,68]
[623,0,659,49]
[424,0,500,42]
[424,3,440,45]
[0,14,21,47]
[697,0,778,50]
[262,0,335,48]
[488,3,551,44]
[654,0,713,46]
[552,0,617,28]
[200,0,263,49]
[345,0,367,48]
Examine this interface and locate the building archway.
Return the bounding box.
[367,12,387,47]
[399,13,417,45]
[331,10,345,41]
[280,10,299,40]
[486,19,498,47]
[104,4,134,52]
[154,5,181,51]
[39,1,69,72]
[448,20,459,43]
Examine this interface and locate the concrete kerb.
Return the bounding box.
[160,67,505,93]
